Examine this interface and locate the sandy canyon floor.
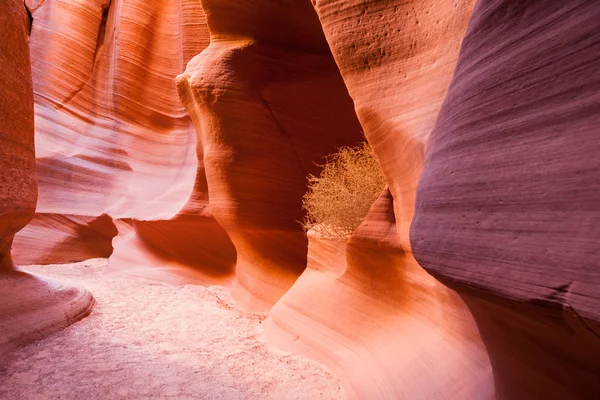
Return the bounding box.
[0,259,344,400]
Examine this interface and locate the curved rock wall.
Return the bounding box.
[176,0,365,310]
[265,190,492,399]
[13,213,117,265]
[0,0,38,270]
[262,1,495,399]
[26,0,198,217]
[14,0,236,282]
[6,0,597,396]
[411,1,600,398]
[0,0,94,357]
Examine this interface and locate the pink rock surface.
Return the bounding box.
[177,0,365,310]
[16,0,237,281]
[13,213,116,264]
[5,0,596,397]
[0,0,94,357]
[0,270,94,357]
[411,1,600,398]
[265,191,492,399]
[0,0,37,270]
[0,260,344,399]
[264,1,493,398]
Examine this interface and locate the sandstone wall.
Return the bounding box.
[0,0,94,358]
[263,1,495,398]
[7,0,598,397]
[0,0,38,270]
[176,0,365,310]
[15,0,236,283]
[411,1,600,398]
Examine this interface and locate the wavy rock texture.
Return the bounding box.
[0,0,94,357]
[13,213,117,264]
[263,1,495,399]
[411,1,600,398]
[265,190,492,399]
[176,0,365,310]
[0,0,37,271]
[0,270,95,357]
[15,0,236,282]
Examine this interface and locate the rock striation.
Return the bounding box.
[13,213,117,265]
[265,190,492,399]
[0,0,94,357]
[263,1,495,398]
[0,0,37,271]
[15,0,237,283]
[177,0,365,310]
[411,1,600,398]
[4,0,598,397]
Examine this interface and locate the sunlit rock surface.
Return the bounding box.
[263,1,494,399]
[265,190,492,399]
[177,0,365,310]
[14,0,236,283]
[411,1,600,398]
[0,0,94,357]
[5,0,597,397]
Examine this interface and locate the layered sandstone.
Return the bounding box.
[7,0,598,397]
[0,0,37,270]
[261,0,495,398]
[265,190,492,399]
[176,0,365,310]
[0,0,94,357]
[13,213,116,264]
[15,0,236,283]
[411,1,600,398]
[0,271,95,357]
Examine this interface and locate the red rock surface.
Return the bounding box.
[265,191,492,399]
[0,0,37,270]
[263,1,495,398]
[14,0,237,283]
[4,0,597,397]
[13,213,116,264]
[0,0,94,357]
[411,1,600,398]
[176,0,365,310]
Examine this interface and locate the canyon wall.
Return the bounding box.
[16,0,236,284]
[0,0,94,357]
[0,0,37,270]
[6,0,598,397]
[262,1,496,398]
[176,0,365,310]
[411,1,600,398]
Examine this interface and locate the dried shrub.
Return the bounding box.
[302,142,386,238]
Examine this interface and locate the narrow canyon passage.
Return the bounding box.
[0,260,344,400]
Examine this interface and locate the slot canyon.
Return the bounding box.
[1,0,598,399]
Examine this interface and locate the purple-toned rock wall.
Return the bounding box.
[412,1,600,398]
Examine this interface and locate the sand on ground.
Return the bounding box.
[0,259,345,400]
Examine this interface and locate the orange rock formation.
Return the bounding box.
[177,0,365,310]
[0,0,94,357]
[4,0,599,398]
[263,1,493,398]
[16,0,236,284]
